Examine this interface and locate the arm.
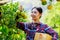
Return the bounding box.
[16,22,25,31]
[44,25,58,40]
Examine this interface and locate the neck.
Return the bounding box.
[32,19,40,23]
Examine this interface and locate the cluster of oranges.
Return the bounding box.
[15,5,28,22]
[41,0,53,10]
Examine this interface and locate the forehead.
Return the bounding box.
[32,8,38,12]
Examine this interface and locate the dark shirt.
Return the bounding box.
[16,22,58,40]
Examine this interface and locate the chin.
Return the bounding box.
[32,18,36,20]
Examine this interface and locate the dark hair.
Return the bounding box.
[32,7,43,14]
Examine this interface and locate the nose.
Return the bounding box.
[31,13,34,16]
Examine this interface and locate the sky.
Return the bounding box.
[12,0,56,11]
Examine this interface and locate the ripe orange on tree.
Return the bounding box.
[47,5,53,10]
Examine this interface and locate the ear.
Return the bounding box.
[39,13,42,18]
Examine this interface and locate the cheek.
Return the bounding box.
[31,14,33,17]
[31,14,35,17]
[36,14,40,18]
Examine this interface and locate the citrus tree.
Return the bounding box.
[0,2,28,40]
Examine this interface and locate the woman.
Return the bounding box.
[16,7,58,40]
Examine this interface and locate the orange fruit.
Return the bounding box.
[47,5,53,10]
[42,1,47,5]
[57,0,60,1]
[41,0,46,2]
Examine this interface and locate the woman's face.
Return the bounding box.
[31,8,42,20]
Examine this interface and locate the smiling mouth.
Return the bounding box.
[32,16,35,18]
[32,15,36,17]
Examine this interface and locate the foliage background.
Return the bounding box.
[0,0,60,40]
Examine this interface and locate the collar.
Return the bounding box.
[32,22,42,25]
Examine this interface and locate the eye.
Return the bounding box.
[31,11,33,13]
[34,11,37,13]
[31,11,37,14]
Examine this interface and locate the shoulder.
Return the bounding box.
[23,22,33,27]
[40,23,51,28]
[41,23,48,27]
[41,23,52,30]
